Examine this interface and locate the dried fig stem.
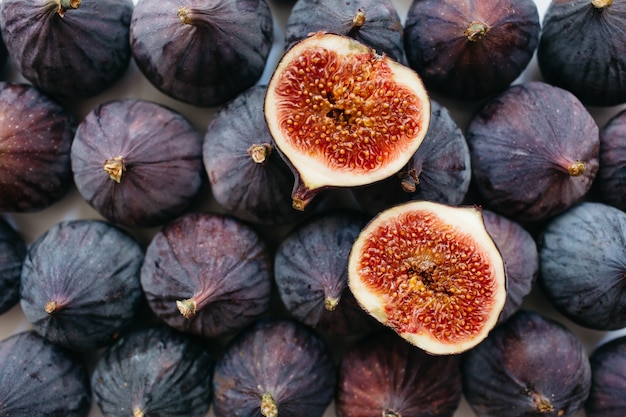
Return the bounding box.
[176,299,197,319]
[347,9,367,38]
[383,410,401,417]
[530,391,554,413]
[568,161,586,176]
[260,392,278,417]
[248,143,273,164]
[591,0,613,8]
[56,0,81,17]
[44,300,59,314]
[133,407,145,417]
[324,296,340,311]
[464,21,490,41]
[103,156,126,183]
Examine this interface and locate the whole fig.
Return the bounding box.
[0,217,26,314]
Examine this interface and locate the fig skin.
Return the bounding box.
[0,217,27,314]
[140,212,273,339]
[466,81,599,223]
[538,201,626,331]
[20,219,145,351]
[92,325,215,417]
[0,0,133,99]
[585,335,626,417]
[462,309,592,417]
[71,98,204,228]
[130,0,274,107]
[336,330,463,417]
[597,109,626,211]
[404,0,540,101]
[537,0,626,107]
[0,330,91,417]
[0,82,76,212]
[212,318,337,417]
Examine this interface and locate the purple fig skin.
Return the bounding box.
[462,310,592,417]
[0,0,133,99]
[0,217,26,314]
[71,98,204,228]
[0,82,75,212]
[467,81,599,223]
[130,0,274,107]
[585,335,626,417]
[140,212,273,339]
[597,109,626,211]
[336,330,463,417]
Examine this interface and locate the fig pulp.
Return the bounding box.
[348,200,506,355]
[597,109,626,211]
[0,216,26,314]
[585,335,626,417]
[265,32,431,210]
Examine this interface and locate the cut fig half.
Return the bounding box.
[347,200,506,355]
[265,32,431,210]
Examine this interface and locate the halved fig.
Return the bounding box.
[265,32,431,210]
[347,200,506,355]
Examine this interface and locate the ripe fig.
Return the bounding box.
[597,108,626,211]
[467,81,599,223]
[0,330,91,417]
[130,0,274,107]
[585,335,626,417]
[403,0,540,101]
[0,0,133,99]
[0,82,75,212]
[336,330,463,417]
[462,309,592,417]
[20,219,145,351]
[537,0,626,107]
[212,318,336,417]
[0,217,26,315]
[538,201,626,331]
[347,200,507,355]
[92,325,215,417]
[264,32,431,210]
[140,212,272,339]
[71,98,204,228]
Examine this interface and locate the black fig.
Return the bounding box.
[597,108,626,211]
[0,217,26,314]
[585,335,626,417]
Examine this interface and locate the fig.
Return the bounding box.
[585,335,626,417]
[130,0,273,107]
[597,108,626,211]
[71,98,204,228]
[347,200,507,355]
[0,0,133,99]
[336,330,463,417]
[92,325,215,417]
[0,217,27,314]
[0,82,75,212]
[403,0,540,101]
[284,0,407,64]
[264,32,431,210]
[0,330,91,417]
[140,212,273,339]
[537,0,626,107]
[538,201,626,331]
[352,99,471,215]
[212,318,336,417]
[20,219,145,351]
[466,81,599,223]
[462,309,592,417]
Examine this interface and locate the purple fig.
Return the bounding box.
[0,217,26,314]
[585,335,626,417]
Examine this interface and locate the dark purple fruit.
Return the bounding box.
[20,219,145,351]
[140,212,272,339]
[597,108,626,211]
[537,0,626,107]
[0,0,133,99]
[404,0,540,101]
[212,318,336,417]
[467,81,599,223]
[92,325,215,417]
[0,217,26,314]
[0,330,91,417]
[462,309,592,417]
[539,202,626,331]
[130,0,274,107]
[71,98,204,228]
[0,82,75,212]
[336,330,462,417]
[585,335,626,417]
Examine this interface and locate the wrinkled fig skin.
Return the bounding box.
[0,0,133,99]
[285,0,407,64]
[462,310,592,417]
[538,0,626,107]
[336,330,463,417]
[404,0,540,101]
[140,212,273,338]
[0,82,75,212]
[130,0,274,107]
[92,325,215,417]
[597,109,626,211]
[0,331,91,417]
[539,202,626,331]
[353,99,471,215]
[585,335,626,417]
[0,217,26,314]
[20,220,145,351]
[212,318,336,417]
[204,85,307,225]
[71,98,204,228]
[467,81,599,223]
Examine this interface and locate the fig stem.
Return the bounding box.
[103,156,126,183]
[176,299,197,319]
[260,392,278,417]
[347,9,366,38]
[133,407,145,417]
[56,0,80,17]
[324,296,340,311]
[568,161,586,176]
[383,409,401,417]
[591,0,613,8]
[44,300,59,315]
[530,391,554,413]
[178,6,191,24]
[399,170,419,193]
[248,143,273,164]
[464,21,489,41]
